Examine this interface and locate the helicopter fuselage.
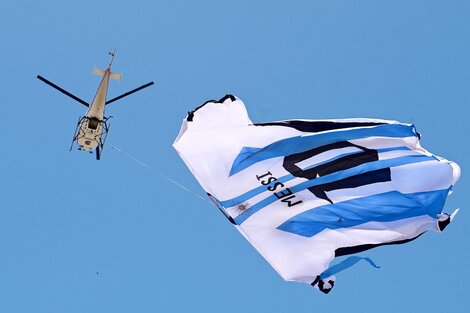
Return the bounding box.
[76,69,111,151]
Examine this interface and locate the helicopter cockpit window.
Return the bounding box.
[88,118,99,130]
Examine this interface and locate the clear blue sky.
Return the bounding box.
[1,0,469,312]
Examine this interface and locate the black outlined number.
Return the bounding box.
[283,141,391,203]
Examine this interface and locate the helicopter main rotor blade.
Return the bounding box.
[37,75,89,107]
[105,81,154,105]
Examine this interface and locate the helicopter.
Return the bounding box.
[37,50,154,160]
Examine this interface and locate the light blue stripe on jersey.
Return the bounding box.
[229,123,417,176]
[220,146,411,208]
[233,154,434,224]
[278,189,449,237]
[320,256,380,279]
